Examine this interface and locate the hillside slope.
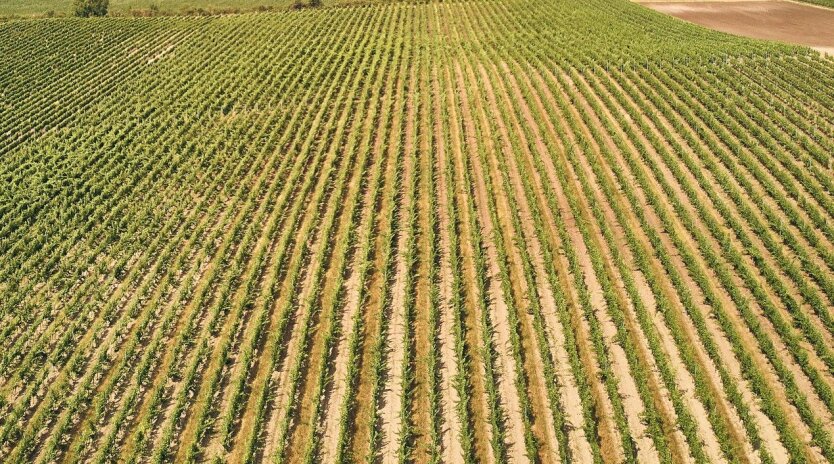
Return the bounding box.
[2,1,834,462]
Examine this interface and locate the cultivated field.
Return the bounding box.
[644,0,834,55]
[0,0,377,19]
[1,0,834,462]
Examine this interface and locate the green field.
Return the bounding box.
[803,0,834,8]
[2,0,832,18]
[2,0,834,462]
[0,0,367,17]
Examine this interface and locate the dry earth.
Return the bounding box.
[642,0,834,54]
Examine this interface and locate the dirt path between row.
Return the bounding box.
[411,59,437,462]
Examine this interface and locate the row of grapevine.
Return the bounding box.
[3,0,833,462]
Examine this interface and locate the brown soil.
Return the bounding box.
[643,1,834,53]
[411,62,437,463]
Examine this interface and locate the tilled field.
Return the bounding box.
[2,1,834,463]
[643,0,834,55]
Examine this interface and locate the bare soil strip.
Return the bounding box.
[411,43,440,462]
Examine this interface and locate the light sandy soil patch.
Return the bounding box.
[642,1,834,53]
[411,62,437,462]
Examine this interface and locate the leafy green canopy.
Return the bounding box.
[0,0,805,282]
[74,0,108,16]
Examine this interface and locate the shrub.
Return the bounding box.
[74,0,108,17]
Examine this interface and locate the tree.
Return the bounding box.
[74,0,108,17]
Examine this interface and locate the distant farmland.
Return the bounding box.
[2,0,834,462]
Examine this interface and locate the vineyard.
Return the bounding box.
[0,0,298,18]
[2,0,834,462]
